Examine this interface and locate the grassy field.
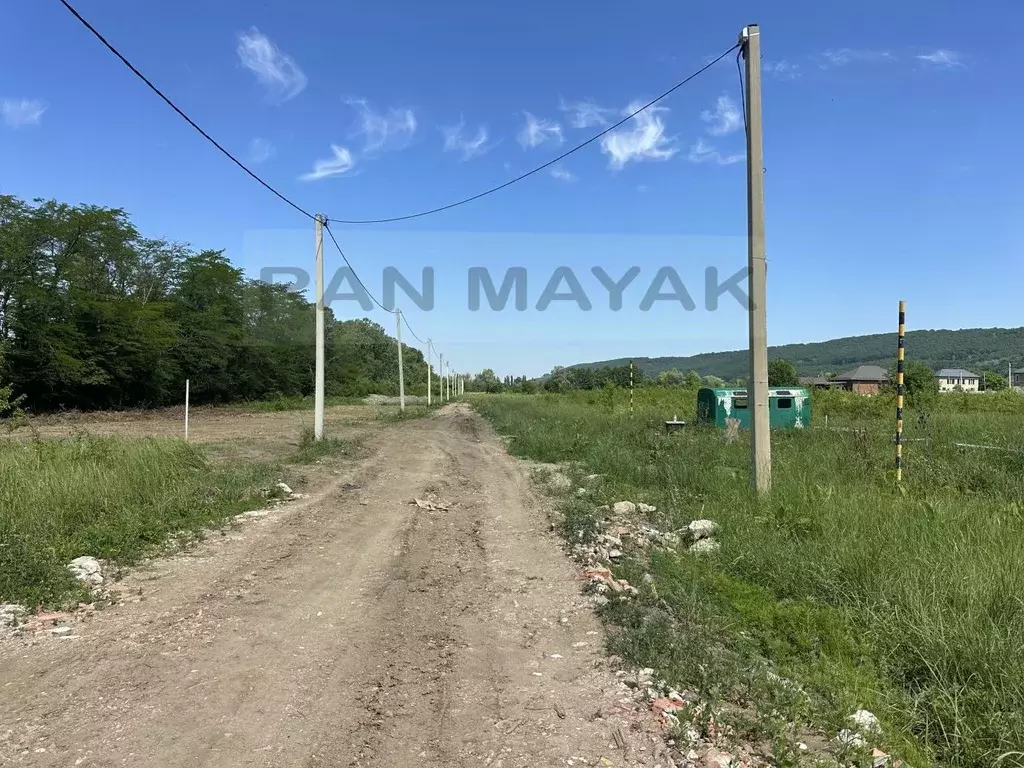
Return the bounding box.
[0,426,352,607]
[472,391,1024,768]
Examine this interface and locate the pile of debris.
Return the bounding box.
[571,501,721,566]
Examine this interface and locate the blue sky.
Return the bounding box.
[2,1,1021,377]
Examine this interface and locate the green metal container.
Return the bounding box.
[695,387,811,430]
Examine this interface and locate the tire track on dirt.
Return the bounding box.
[1,406,662,768]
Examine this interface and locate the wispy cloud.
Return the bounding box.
[2,98,47,128]
[820,48,895,68]
[518,112,563,149]
[300,145,355,181]
[763,60,801,79]
[549,164,576,182]
[442,117,493,161]
[346,98,416,153]
[248,138,274,163]
[559,98,615,129]
[600,102,677,170]
[236,28,307,103]
[701,95,742,136]
[688,138,743,166]
[917,49,966,69]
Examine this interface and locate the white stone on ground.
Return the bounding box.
[67,556,103,587]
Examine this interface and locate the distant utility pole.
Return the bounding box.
[427,340,433,407]
[314,214,326,441]
[395,309,406,412]
[439,354,445,402]
[741,24,770,494]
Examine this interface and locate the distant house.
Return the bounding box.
[830,365,889,395]
[1012,371,1024,391]
[936,368,980,392]
[799,375,834,389]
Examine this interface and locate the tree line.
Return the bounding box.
[0,195,427,413]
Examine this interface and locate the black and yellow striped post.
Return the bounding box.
[622,362,630,417]
[895,300,906,483]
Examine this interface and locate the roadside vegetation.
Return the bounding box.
[472,389,1024,768]
[0,425,354,607]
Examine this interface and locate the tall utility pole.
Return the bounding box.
[427,340,432,407]
[395,309,406,412]
[439,354,444,402]
[314,214,326,441]
[741,24,770,493]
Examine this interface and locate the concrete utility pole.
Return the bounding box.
[439,354,444,402]
[741,24,770,493]
[395,309,406,412]
[427,340,432,407]
[314,214,326,441]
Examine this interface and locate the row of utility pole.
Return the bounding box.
[311,217,464,440]
[307,23,771,495]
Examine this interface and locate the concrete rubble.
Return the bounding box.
[67,556,104,588]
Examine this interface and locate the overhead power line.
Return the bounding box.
[329,44,740,225]
[322,221,393,313]
[57,0,315,221]
[401,311,428,346]
[323,222,432,347]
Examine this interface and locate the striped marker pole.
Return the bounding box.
[896,300,906,483]
[622,362,630,417]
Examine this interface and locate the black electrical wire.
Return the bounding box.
[322,221,393,313]
[57,0,316,221]
[329,44,741,224]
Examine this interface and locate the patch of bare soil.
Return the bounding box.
[0,405,665,767]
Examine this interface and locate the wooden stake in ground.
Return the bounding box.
[896,300,906,482]
[741,24,771,494]
[184,378,190,442]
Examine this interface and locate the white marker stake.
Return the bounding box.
[395,309,406,412]
[427,340,432,407]
[184,378,190,441]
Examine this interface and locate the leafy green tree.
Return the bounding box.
[657,369,684,386]
[767,359,800,387]
[683,370,703,388]
[982,371,1007,391]
[888,360,938,404]
[703,374,725,388]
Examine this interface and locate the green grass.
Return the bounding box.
[0,425,360,607]
[235,394,365,412]
[471,393,1024,768]
[375,404,430,423]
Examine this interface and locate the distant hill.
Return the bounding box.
[574,327,1024,381]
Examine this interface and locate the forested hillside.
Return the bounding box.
[576,327,1024,381]
[0,195,423,412]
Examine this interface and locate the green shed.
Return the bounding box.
[695,387,811,430]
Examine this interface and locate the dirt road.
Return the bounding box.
[1,405,660,767]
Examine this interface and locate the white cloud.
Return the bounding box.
[300,145,355,181]
[763,60,801,79]
[549,164,576,182]
[2,98,47,128]
[559,98,615,129]
[442,117,493,161]
[917,49,966,69]
[820,48,895,68]
[236,28,307,103]
[248,138,274,163]
[637,184,649,193]
[346,98,416,152]
[518,112,563,149]
[701,95,742,136]
[599,102,677,170]
[688,138,743,166]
